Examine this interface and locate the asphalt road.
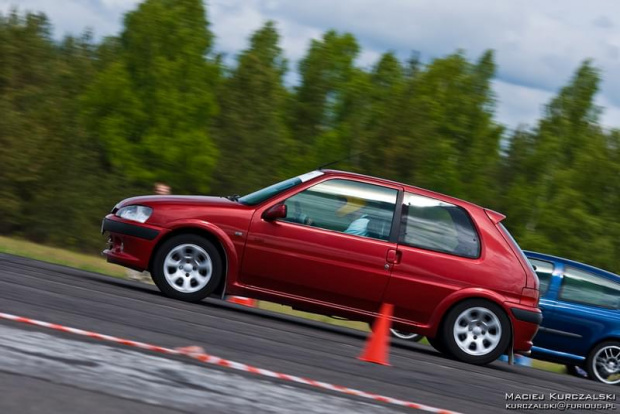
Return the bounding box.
[0,253,617,414]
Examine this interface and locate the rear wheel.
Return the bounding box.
[586,341,620,384]
[442,299,511,365]
[427,336,448,354]
[151,234,223,302]
[390,329,423,342]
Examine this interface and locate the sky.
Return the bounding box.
[4,0,620,129]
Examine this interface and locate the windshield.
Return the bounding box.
[238,171,324,206]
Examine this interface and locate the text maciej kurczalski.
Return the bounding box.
[506,393,616,401]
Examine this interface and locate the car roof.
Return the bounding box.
[524,250,620,280]
[320,169,486,212]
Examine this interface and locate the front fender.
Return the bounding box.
[425,288,510,337]
[164,219,240,290]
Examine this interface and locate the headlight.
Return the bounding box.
[115,205,153,223]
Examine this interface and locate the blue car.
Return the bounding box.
[525,251,620,384]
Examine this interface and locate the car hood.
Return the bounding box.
[115,195,240,210]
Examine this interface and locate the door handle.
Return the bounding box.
[386,249,401,264]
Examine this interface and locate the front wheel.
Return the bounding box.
[151,234,223,302]
[441,299,511,365]
[586,341,620,384]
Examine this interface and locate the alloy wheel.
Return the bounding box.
[591,345,620,384]
[163,243,213,293]
[452,306,502,356]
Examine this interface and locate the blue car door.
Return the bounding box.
[538,265,620,357]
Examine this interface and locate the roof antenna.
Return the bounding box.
[318,150,368,170]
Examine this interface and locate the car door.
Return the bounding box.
[536,265,620,357]
[382,191,485,326]
[240,178,401,314]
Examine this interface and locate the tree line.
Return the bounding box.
[1,0,618,273]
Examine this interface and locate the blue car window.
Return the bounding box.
[528,258,553,295]
[559,266,620,309]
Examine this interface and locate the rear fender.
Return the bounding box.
[426,288,511,338]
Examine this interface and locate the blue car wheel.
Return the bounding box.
[586,341,620,385]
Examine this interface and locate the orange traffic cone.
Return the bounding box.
[227,296,257,307]
[358,303,393,366]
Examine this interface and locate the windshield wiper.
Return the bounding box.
[225,194,241,202]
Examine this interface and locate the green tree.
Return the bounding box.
[0,11,57,234]
[212,21,292,194]
[502,61,619,271]
[291,31,360,170]
[456,51,503,205]
[82,0,220,194]
[0,10,124,249]
[358,52,410,179]
[393,51,502,199]
[25,32,125,249]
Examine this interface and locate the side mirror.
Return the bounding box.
[262,203,287,221]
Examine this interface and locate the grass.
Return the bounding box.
[0,235,567,375]
[257,301,370,331]
[0,235,127,278]
[531,359,566,374]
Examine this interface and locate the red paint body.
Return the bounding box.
[103,170,540,352]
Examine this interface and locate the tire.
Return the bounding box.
[441,299,511,365]
[585,341,620,385]
[390,329,423,342]
[427,335,449,354]
[151,234,223,302]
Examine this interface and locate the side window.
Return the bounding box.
[281,179,398,241]
[559,266,620,309]
[399,193,480,258]
[528,258,553,295]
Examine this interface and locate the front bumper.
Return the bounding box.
[101,216,164,271]
[102,217,160,240]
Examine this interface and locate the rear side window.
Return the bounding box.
[528,258,554,295]
[559,266,620,309]
[399,193,480,258]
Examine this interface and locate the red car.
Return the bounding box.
[102,170,541,365]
